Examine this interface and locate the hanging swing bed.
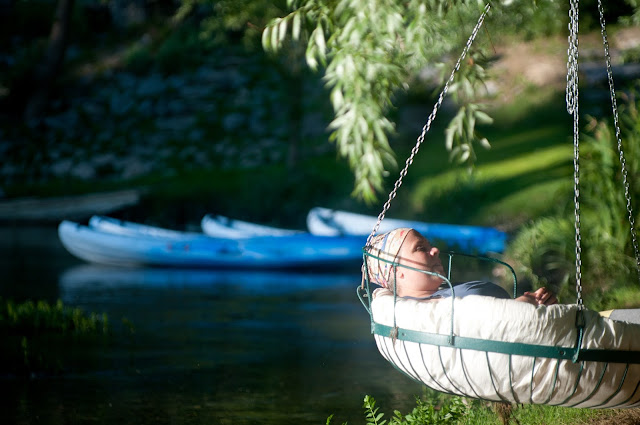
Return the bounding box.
[358,0,640,409]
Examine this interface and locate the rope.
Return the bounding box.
[566,0,583,308]
[365,3,491,247]
[597,0,640,285]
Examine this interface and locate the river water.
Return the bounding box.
[0,224,426,425]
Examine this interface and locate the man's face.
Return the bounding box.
[397,230,445,294]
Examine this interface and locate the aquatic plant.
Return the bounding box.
[1,298,109,336]
[0,298,110,375]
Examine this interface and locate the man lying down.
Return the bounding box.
[364,227,640,324]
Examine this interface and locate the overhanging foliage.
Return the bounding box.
[263,0,496,202]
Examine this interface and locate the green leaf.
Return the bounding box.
[261,25,271,50]
[474,109,494,124]
[372,121,387,150]
[459,144,471,163]
[270,17,280,48]
[466,106,475,139]
[292,12,301,40]
[449,145,461,161]
[314,24,326,58]
[277,17,288,43]
[445,126,455,151]
[330,87,344,111]
[305,42,318,69]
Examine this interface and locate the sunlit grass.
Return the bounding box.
[390,123,573,228]
[496,404,616,425]
[477,179,572,229]
[480,143,571,178]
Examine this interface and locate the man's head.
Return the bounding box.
[365,228,445,297]
[365,228,412,290]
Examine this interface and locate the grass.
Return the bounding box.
[340,394,620,425]
[460,403,614,425]
[492,404,618,425]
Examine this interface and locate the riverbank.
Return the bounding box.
[3,28,640,229]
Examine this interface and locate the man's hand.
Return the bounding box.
[515,287,558,306]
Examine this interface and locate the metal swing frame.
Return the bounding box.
[358,0,640,407]
[359,246,640,406]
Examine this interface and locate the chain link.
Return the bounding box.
[597,0,640,284]
[566,0,583,307]
[366,3,491,246]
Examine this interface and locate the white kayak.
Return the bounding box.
[89,215,203,239]
[306,207,507,253]
[200,214,303,238]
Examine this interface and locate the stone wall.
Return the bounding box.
[1,48,332,189]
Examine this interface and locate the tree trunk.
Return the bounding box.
[286,71,303,168]
[24,0,75,122]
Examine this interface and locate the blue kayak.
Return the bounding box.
[58,220,365,269]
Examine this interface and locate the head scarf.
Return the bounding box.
[364,228,412,288]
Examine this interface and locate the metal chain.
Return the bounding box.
[366,3,491,246]
[597,0,640,284]
[566,0,583,307]
[566,0,579,115]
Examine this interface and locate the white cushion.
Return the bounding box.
[371,288,640,407]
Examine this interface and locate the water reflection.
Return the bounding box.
[59,264,362,296]
[2,225,425,425]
